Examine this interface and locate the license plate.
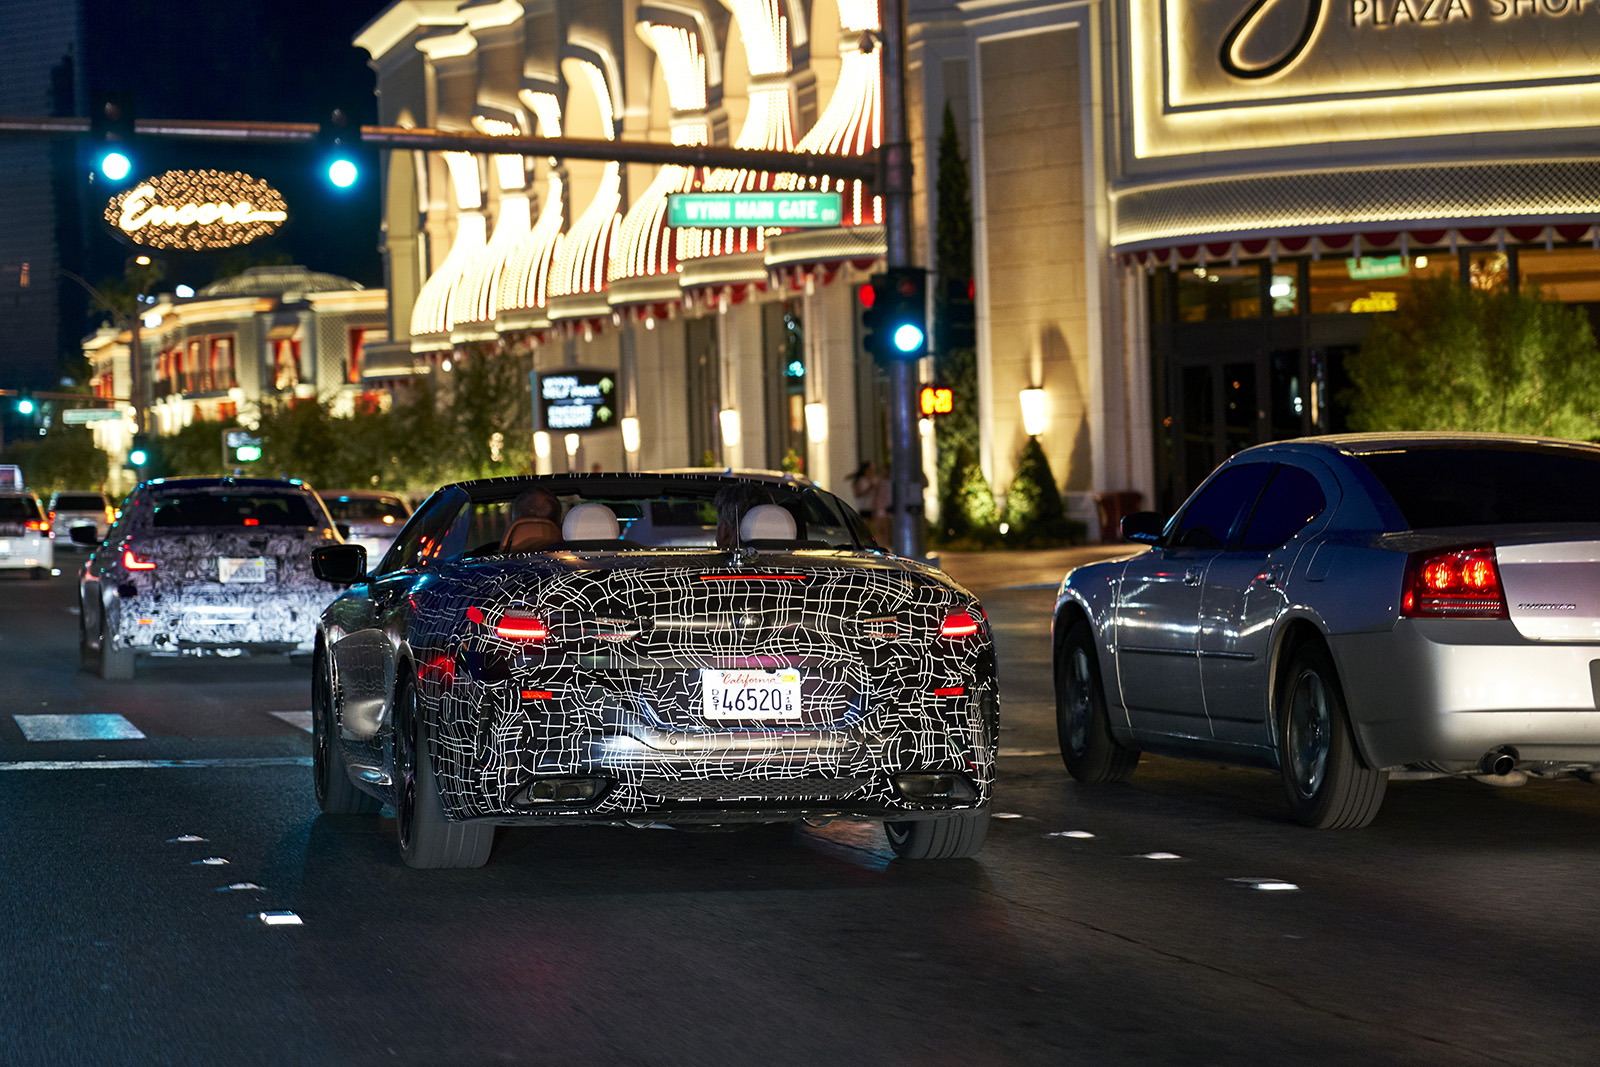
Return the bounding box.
[701,668,802,720]
[218,557,266,583]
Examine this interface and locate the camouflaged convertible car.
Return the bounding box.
[310,472,996,868]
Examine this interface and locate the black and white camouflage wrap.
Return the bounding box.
[320,478,998,826]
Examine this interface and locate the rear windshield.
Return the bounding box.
[151,492,321,528]
[324,496,408,522]
[1357,446,1600,528]
[0,496,43,521]
[54,494,106,511]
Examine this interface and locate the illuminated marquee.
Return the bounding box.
[105,170,288,250]
[1129,0,1600,157]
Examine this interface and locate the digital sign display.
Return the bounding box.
[537,369,618,433]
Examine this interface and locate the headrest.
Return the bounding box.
[562,502,619,541]
[501,516,562,552]
[739,503,797,541]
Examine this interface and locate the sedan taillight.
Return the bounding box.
[122,548,157,571]
[495,613,549,641]
[1402,544,1506,619]
[24,519,47,532]
[939,610,982,638]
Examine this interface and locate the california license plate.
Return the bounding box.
[218,557,266,583]
[701,668,802,720]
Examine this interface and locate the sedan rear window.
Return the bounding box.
[0,496,43,521]
[152,492,320,528]
[54,494,107,510]
[1357,446,1600,528]
[325,496,409,522]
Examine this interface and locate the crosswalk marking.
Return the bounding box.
[269,711,313,733]
[13,713,145,741]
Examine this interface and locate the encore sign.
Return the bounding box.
[105,169,289,251]
[667,192,843,229]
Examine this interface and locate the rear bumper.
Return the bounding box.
[0,535,51,569]
[1332,620,1600,770]
[111,590,325,653]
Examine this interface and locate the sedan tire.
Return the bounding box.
[1277,641,1387,829]
[395,679,494,869]
[312,650,380,815]
[1056,618,1139,783]
[98,602,134,681]
[884,810,989,859]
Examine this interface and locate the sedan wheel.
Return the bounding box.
[1055,618,1139,783]
[395,679,494,869]
[312,649,379,815]
[1276,642,1387,829]
[884,810,989,859]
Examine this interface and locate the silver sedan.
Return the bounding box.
[1054,432,1600,827]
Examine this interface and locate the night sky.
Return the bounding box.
[80,0,388,292]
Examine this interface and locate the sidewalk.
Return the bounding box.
[932,543,1144,593]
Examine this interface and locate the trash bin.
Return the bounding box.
[1093,490,1143,544]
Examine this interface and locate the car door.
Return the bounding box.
[1114,463,1274,740]
[327,490,465,760]
[1198,461,1335,750]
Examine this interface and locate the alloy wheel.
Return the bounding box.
[1286,668,1331,799]
[1063,646,1093,758]
[395,687,418,850]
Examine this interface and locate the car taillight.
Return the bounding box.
[1402,544,1507,619]
[939,611,982,638]
[24,519,47,532]
[104,506,116,524]
[122,548,157,571]
[495,614,549,641]
[47,511,55,523]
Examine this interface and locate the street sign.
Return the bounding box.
[63,408,124,424]
[536,369,618,433]
[223,428,263,464]
[667,192,843,229]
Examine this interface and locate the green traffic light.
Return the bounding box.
[16,398,35,416]
[129,448,149,466]
[327,157,358,189]
[892,323,926,353]
[99,150,132,181]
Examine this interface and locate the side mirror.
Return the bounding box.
[312,544,368,585]
[335,522,352,540]
[69,526,100,546]
[1120,511,1167,545]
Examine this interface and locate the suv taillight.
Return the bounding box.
[1402,544,1507,619]
[24,519,47,532]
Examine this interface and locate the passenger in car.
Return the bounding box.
[500,486,563,552]
[713,482,771,548]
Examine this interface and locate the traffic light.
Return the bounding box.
[940,275,976,352]
[880,267,928,361]
[320,109,360,189]
[857,278,886,362]
[126,434,151,471]
[89,92,136,183]
[15,392,35,417]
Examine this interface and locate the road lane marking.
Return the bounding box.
[269,710,313,732]
[13,713,145,741]
[0,757,312,771]
[1000,748,1058,757]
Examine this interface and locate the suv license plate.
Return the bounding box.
[218,557,266,583]
[701,668,802,720]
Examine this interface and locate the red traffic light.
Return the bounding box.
[856,281,877,309]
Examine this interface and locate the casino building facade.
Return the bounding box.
[354,0,1600,519]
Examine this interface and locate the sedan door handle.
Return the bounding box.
[1183,568,1204,586]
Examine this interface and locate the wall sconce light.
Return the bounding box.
[1020,387,1048,437]
[620,416,640,453]
[804,402,827,442]
[564,433,580,458]
[718,408,741,448]
[533,431,551,459]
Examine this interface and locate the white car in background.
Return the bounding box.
[0,491,53,579]
[49,490,115,546]
[321,490,412,561]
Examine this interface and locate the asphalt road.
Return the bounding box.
[2,553,1598,1066]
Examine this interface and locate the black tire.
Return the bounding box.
[78,603,94,672]
[1056,618,1139,783]
[98,600,134,681]
[312,648,380,815]
[1276,641,1387,829]
[884,810,989,859]
[395,679,494,868]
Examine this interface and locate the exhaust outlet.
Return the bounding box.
[1479,747,1518,777]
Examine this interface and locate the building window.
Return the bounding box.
[1516,247,1600,303]
[187,339,204,394]
[1308,253,1457,314]
[273,338,300,391]
[209,336,236,390]
[1177,264,1262,321]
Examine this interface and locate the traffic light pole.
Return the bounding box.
[880,0,924,561]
